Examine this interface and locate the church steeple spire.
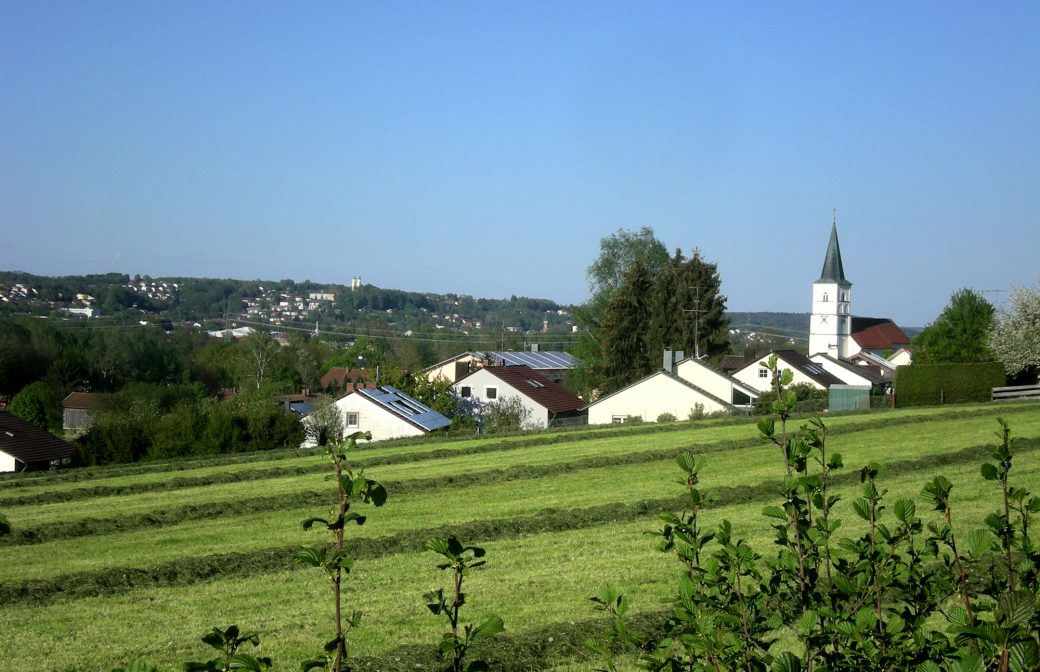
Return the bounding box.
[818,220,849,284]
[809,217,854,358]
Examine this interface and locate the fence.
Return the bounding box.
[992,384,1040,402]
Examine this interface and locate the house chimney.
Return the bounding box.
[345,383,354,393]
[531,342,540,352]
[663,348,673,373]
[674,351,684,369]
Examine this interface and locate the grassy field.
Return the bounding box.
[1,402,1037,671]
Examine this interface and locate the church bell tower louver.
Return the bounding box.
[809,219,853,358]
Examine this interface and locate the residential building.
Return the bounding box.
[424,348,578,385]
[0,412,78,472]
[324,384,450,443]
[587,349,758,425]
[453,365,585,429]
[732,349,846,394]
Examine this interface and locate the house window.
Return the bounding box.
[485,386,498,399]
[822,292,829,302]
[758,368,769,379]
[460,386,471,398]
[346,412,359,428]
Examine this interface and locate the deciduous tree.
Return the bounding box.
[913,288,995,364]
[988,280,1040,380]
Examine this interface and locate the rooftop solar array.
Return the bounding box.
[483,351,578,370]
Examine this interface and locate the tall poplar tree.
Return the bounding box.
[598,259,656,395]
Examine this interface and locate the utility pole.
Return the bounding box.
[681,283,705,359]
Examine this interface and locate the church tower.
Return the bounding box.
[809,221,853,357]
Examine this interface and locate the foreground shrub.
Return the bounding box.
[591,353,1040,671]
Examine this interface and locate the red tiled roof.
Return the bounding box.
[851,318,910,350]
[473,366,584,413]
[0,412,79,466]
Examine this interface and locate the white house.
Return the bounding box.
[586,350,758,425]
[732,350,845,394]
[323,385,450,443]
[452,365,585,429]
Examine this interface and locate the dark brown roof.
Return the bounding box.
[0,412,79,466]
[851,318,910,350]
[61,392,110,410]
[469,366,584,413]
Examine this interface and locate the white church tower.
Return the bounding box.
[809,221,853,358]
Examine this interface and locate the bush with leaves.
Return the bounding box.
[481,395,533,433]
[184,625,271,672]
[425,537,504,672]
[590,353,1040,672]
[298,431,387,672]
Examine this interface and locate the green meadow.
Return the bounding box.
[1,402,1037,671]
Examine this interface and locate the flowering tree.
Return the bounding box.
[988,280,1040,378]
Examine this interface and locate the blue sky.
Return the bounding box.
[2,2,1037,327]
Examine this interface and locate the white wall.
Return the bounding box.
[588,373,730,425]
[676,359,733,402]
[0,450,17,473]
[424,354,481,384]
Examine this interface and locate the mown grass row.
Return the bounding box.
[0,414,738,492]
[2,439,1034,672]
[0,403,1024,502]
[5,414,1036,583]
[5,438,1035,605]
[4,405,1039,544]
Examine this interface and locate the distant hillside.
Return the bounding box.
[728,311,809,338]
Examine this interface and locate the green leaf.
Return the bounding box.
[471,614,504,639]
[297,547,324,567]
[964,529,993,557]
[771,651,801,672]
[425,537,450,556]
[894,497,916,524]
[762,505,788,521]
[981,463,999,480]
[301,517,332,531]
[676,451,698,473]
[300,657,328,671]
[951,655,984,672]
[230,653,269,671]
[367,482,388,506]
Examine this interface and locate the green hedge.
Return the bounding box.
[894,362,1006,407]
